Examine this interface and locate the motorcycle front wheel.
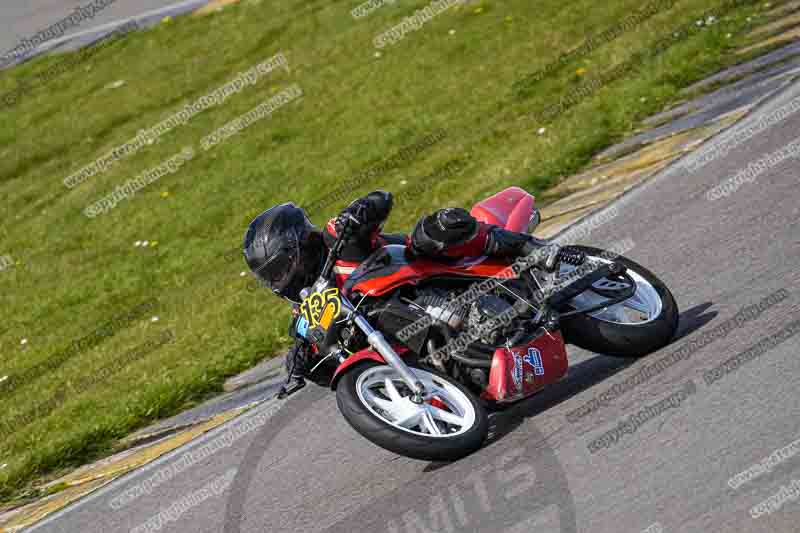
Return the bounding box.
[336,362,488,461]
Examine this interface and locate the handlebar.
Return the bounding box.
[319,213,361,280]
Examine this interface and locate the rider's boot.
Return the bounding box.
[484,227,564,271]
[276,375,305,399]
[276,340,309,399]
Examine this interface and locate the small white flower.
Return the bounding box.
[0,464,6,470]
[134,241,142,247]
[726,33,732,38]
[400,179,408,185]
[151,316,159,322]
[240,271,247,277]
[696,19,704,26]
[142,241,149,247]
[20,339,28,345]
[640,97,647,103]
[449,29,456,35]
[706,16,716,25]
[537,127,546,135]
[746,16,752,22]
[0,376,8,383]
[104,80,126,90]
[374,51,382,58]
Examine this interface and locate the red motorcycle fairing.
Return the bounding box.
[342,245,518,297]
[333,259,361,290]
[483,330,569,403]
[330,345,410,390]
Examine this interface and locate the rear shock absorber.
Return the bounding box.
[557,246,586,266]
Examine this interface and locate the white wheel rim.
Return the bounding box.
[355,366,477,438]
[560,255,664,325]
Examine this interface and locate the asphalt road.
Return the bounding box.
[0,0,208,65]
[25,80,800,532]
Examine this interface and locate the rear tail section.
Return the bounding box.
[470,186,537,233]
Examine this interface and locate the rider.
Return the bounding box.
[243,190,560,398]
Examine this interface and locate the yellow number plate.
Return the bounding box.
[300,288,342,331]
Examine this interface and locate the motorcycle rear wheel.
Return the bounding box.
[336,362,488,461]
[558,245,679,357]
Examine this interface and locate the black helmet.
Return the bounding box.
[243,203,325,302]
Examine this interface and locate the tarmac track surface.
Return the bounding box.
[20,52,800,533]
[0,0,208,65]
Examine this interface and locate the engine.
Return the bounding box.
[468,294,517,345]
[411,286,520,346]
[411,289,469,330]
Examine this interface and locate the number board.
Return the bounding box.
[300,287,342,331]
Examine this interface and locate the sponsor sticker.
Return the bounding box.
[512,351,524,390]
[524,347,545,376]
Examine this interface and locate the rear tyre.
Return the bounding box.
[559,245,679,357]
[336,362,488,461]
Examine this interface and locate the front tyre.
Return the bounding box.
[559,245,679,357]
[336,362,488,461]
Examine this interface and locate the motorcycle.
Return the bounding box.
[293,187,678,461]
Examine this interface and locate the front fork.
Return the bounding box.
[351,314,427,403]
